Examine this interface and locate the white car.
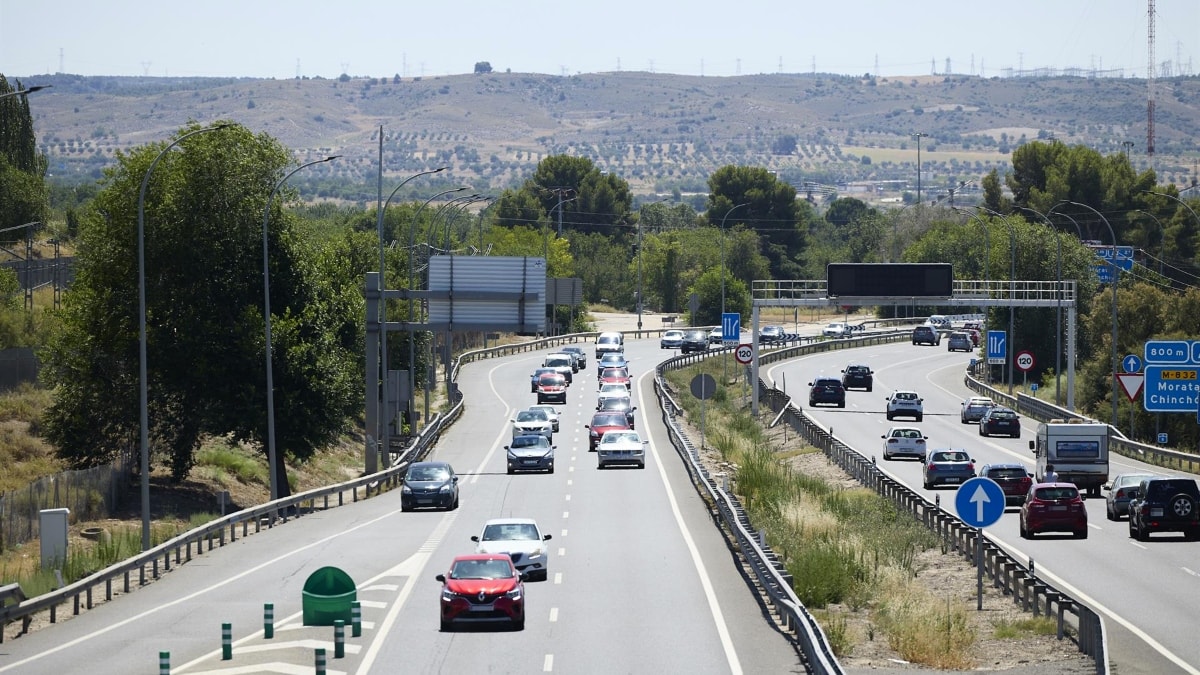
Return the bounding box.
[528,404,560,432]
[596,430,647,469]
[511,408,553,440]
[471,518,552,581]
[885,391,924,422]
[597,383,629,399]
[881,426,928,461]
[660,329,685,349]
[708,326,724,344]
[822,322,852,338]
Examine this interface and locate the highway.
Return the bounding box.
[768,340,1200,675]
[0,337,804,675]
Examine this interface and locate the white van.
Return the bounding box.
[595,331,624,358]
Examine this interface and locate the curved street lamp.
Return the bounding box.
[1131,210,1166,276]
[137,123,230,550]
[406,186,470,433]
[0,84,50,100]
[1062,201,1120,429]
[1142,189,1200,239]
[262,155,339,501]
[719,202,750,318]
[444,196,489,251]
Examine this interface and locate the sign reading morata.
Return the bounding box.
[826,263,953,298]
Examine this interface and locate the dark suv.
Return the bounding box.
[912,326,940,346]
[1128,477,1200,541]
[840,363,873,391]
[808,377,846,408]
[680,330,709,354]
[979,463,1033,507]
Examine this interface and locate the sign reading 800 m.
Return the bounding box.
[1143,340,1200,412]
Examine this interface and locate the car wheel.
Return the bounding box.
[1012,432,1020,439]
[548,466,555,474]
[837,400,845,408]
[1019,521,1029,539]
[1128,518,1137,538]
[513,616,525,631]
[1106,504,1115,521]
[507,467,515,475]
[866,385,872,392]
[1074,529,1088,539]
[639,462,645,469]
[886,412,894,421]
[923,479,932,490]
[1134,518,1149,541]
[401,503,412,513]
[979,426,986,436]
[915,414,923,422]
[450,495,459,511]
[883,451,891,461]
[440,618,452,632]
[1170,494,1197,519]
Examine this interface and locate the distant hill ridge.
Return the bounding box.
[19,71,1200,196]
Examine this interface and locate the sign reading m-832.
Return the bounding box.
[1143,365,1200,412]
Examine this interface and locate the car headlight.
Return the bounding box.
[505,586,523,600]
[401,485,412,494]
[441,588,460,601]
[439,484,453,493]
[590,430,600,438]
[507,451,519,460]
[526,549,545,561]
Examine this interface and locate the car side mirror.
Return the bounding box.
[631,406,638,412]
[519,572,531,582]
[543,534,553,541]
[503,446,511,451]
[470,535,480,542]
[452,476,459,483]
[435,574,446,582]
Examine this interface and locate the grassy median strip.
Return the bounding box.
[665,359,981,666]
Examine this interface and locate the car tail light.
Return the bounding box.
[968,462,975,472]
[887,439,898,445]
[926,463,937,472]
[915,439,925,445]
[1116,488,1127,498]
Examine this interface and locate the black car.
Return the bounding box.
[681,330,709,354]
[840,363,873,391]
[560,346,587,369]
[979,406,1021,438]
[807,377,846,408]
[401,461,460,511]
[911,326,940,346]
[979,463,1033,506]
[596,395,637,428]
[1128,477,1200,541]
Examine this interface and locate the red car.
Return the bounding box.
[1019,483,1088,539]
[536,373,567,404]
[599,367,631,391]
[435,554,526,631]
[585,411,632,451]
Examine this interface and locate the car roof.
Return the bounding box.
[482,517,538,526]
[981,462,1026,470]
[812,377,841,384]
[410,461,453,469]
[452,553,518,563]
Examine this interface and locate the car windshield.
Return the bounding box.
[1034,487,1079,500]
[545,357,570,367]
[511,436,549,449]
[450,559,515,580]
[1116,474,1153,488]
[603,431,639,444]
[516,410,547,422]
[598,336,618,345]
[482,523,540,541]
[593,413,628,426]
[933,451,969,462]
[407,465,450,481]
[686,331,706,340]
[538,375,565,386]
[601,368,628,378]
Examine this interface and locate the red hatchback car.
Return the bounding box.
[599,367,631,391]
[436,554,526,631]
[585,411,632,451]
[536,373,567,404]
[1019,483,1088,539]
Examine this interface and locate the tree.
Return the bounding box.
[41,123,360,493]
[705,165,808,279]
[0,75,49,239]
[474,62,493,74]
[494,155,633,237]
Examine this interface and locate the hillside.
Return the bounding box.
[18,71,1200,201]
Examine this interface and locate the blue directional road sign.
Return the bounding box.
[721,312,741,343]
[955,477,1006,528]
[986,330,1006,365]
[1145,340,1189,365]
[1122,354,1143,373]
[1094,245,1135,270]
[1143,365,1200,412]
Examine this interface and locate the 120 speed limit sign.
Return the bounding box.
[1015,350,1035,372]
[735,344,753,364]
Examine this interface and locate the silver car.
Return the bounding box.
[472,518,552,581]
[511,408,553,440]
[596,430,647,469]
[506,434,555,474]
[528,404,560,432]
[922,449,976,489]
[1103,472,1160,520]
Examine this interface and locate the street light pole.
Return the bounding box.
[912,133,928,209]
[262,155,339,501]
[137,124,229,551]
[720,202,750,317]
[637,221,643,332]
[1132,210,1166,276]
[1064,201,1120,429]
[407,187,470,433]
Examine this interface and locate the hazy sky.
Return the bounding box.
[2,0,1197,80]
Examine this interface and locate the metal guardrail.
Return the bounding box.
[653,356,843,675]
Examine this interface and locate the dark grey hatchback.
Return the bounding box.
[401,461,460,511]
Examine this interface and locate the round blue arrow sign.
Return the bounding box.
[954,477,1007,528]
[1122,354,1142,373]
